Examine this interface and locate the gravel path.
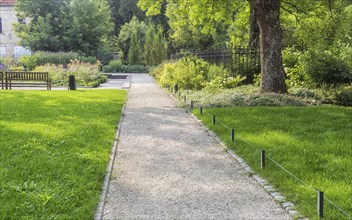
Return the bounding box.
[102,74,291,219]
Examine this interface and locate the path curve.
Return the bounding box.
[102,74,291,219]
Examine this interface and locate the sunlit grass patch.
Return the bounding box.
[193,106,352,219]
[0,90,126,219]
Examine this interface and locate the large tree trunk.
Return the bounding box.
[252,0,287,93]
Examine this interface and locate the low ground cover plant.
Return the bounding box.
[177,84,352,107]
[193,106,352,219]
[0,90,126,219]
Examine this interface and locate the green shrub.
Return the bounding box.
[300,50,352,86]
[153,57,250,90]
[207,64,229,80]
[33,51,80,66]
[78,56,97,64]
[285,63,312,88]
[102,65,113,73]
[33,64,69,85]
[335,86,352,106]
[33,60,106,87]
[19,55,37,71]
[120,65,148,73]
[283,47,302,68]
[109,59,123,72]
[154,56,210,90]
[205,75,246,90]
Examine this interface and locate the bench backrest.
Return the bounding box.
[5,72,49,81]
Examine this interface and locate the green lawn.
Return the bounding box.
[193,106,352,220]
[0,90,126,219]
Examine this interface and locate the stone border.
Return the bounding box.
[95,103,127,220]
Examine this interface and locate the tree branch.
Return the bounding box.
[281,0,308,15]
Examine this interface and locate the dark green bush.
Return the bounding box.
[301,50,352,86]
[78,56,97,64]
[33,51,80,66]
[334,86,352,106]
[102,59,148,73]
[102,65,113,73]
[120,65,148,73]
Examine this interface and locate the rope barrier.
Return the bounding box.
[325,196,352,219]
[265,154,317,192]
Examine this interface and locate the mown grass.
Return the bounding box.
[193,106,352,219]
[0,90,126,219]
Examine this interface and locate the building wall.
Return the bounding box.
[0,2,31,58]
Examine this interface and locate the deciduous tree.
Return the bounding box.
[138,0,287,93]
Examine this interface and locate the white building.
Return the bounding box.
[0,0,31,58]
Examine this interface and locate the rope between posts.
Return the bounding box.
[325,196,352,219]
[265,154,317,193]
[216,119,232,130]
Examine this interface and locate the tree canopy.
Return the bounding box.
[14,0,113,56]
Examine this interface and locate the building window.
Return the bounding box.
[0,17,3,34]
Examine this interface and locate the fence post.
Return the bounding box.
[174,84,178,94]
[231,129,235,143]
[184,96,186,102]
[317,189,324,219]
[191,100,194,109]
[200,106,203,115]
[212,116,216,125]
[261,150,265,169]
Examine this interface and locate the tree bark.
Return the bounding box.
[248,0,260,49]
[252,0,287,93]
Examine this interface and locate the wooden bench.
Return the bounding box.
[4,71,51,90]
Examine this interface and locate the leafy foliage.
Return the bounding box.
[152,56,247,90]
[33,60,106,87]
[117,16,147,60]
[14,0,113,56]
[144,22,168,66]
[299,50,351,86]
[128,30,141,65]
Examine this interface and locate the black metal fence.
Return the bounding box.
[170,48,260,84]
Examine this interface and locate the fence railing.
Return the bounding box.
[170,48,260,84]
[171,87,352,220]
